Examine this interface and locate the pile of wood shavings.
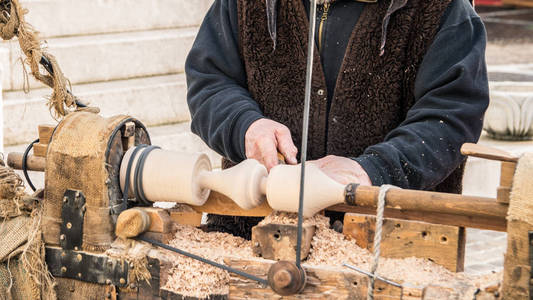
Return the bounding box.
[161,224,254,298]
[161,211,502,298]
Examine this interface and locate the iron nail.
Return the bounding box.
[60,234,65,240]
[61,266,67,273]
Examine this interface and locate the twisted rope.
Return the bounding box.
[368,184,397,300]
[0,0,83,119]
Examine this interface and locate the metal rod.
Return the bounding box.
[296,0,318,268]
[137,236,269,286]
[343,263,402,288]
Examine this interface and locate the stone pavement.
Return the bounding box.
[465,229,506,275]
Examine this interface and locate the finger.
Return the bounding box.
[258,137,279,171]
[275,128,298,164]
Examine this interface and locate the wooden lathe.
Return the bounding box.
[6,111,532,299]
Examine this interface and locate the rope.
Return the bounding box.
[0,0,85,119]
[368,184,397,300]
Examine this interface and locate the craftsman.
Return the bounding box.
[186,0,489,237]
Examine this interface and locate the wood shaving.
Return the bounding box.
[161,211,502,298]
[161,224,254,298]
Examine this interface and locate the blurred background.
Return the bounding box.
[0,0,532,275]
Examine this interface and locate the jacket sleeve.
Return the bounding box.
[353,0,489,189]
[186,0,264,163]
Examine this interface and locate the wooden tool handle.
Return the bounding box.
[7,152,46,172]
[460,143,518,163]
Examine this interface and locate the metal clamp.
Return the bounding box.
[60,189,86,250]
[46,247,129,287]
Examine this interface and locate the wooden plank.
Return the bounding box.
[192,191,272,217]
[343,213,465,272]
[224,257,406,299]
[330,205,507,232]
[169,210,203,227]
[33,143,48,157]
[251,223,315,261]
[461,143,518,163]
[38,124,55,144]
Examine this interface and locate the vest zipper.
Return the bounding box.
[318,3,330,52]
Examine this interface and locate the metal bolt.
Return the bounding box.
[66,222,72,229]
[61,266,67,273]
[60,234,65,240]
[74,246,79,251]
[119,278,126,285]
[105,279,112,285]
[63,196,68,203]
[77,254,82,262]
[61,251,66,257]
[317,89,325,96]
[82,206,86,213]
[105,178,111,184]
[77,273,82,278]
[75,191,80,199]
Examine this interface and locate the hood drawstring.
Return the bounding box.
[380,0,408,56]
[265,0,408,55]
[266,0,278,50]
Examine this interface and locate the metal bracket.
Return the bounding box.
[60,189,86,250]
[45,247,129,287]
[344,183,359,206]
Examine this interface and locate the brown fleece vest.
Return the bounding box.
[231,0,464,193]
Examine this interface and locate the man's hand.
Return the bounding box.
[245,118,298,170]
[310,155,372,186]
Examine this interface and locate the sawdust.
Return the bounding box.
[160,211,502,298]
[161,224,254,298]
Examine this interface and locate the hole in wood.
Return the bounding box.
[352,281,358,286]
[421,231,429,239]
[395,223,401,228]
[273,230,282,241]
[440,235,448,243]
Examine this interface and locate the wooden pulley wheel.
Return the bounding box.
[267,261,306,296]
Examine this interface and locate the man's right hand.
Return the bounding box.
[245,118,298,170]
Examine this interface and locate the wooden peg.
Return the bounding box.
[460,143,518,162]
[38,124,55,144]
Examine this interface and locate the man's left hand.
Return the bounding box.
[309,155,372,186]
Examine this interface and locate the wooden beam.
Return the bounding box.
[330,205,507,232]
[343,213,465,272]
[142,207,172,233]
[169,209,202,227]
[192,191,272,217]
[7,152,46,171]
[224,257,410,299]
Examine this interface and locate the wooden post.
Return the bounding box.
[502,153,533,299]
[251,223,315,261]
[343,213,465,272]
[33,124,55,157]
